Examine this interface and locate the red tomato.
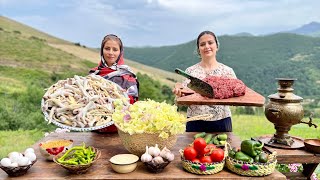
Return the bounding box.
[199,156,212,164]
[198,146,210,157]
[193,138,207,153]
[192,158,200,163]
[206,144,217,150]
[183,146,198,161]
[210,148,224,162]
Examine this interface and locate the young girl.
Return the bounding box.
[90,34,139,132]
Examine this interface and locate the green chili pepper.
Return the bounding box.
[234,151,254,163]
[59,159,79,165]
[240,140,264,158]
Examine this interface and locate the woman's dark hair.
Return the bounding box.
[101,34,123,52]
[196,31,219,54]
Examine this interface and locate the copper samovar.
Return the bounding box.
[263,78,317,148]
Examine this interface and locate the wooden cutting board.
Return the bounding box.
[175,83,265,106]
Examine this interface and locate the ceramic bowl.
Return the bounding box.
[304,139,320,154]
[39,139,73,161]
[109,154,139,173]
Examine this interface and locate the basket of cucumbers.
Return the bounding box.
[194,132,230,147]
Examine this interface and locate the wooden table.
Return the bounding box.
[260,138,320,180]
[0,132,286,179]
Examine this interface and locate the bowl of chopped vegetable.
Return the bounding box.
[39,139,73,161]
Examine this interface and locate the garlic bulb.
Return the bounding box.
[160,147,170,158]
[148,144,160,157]
[141,146,153,162]
[165,152,175,162]
[152,156,164,164]
[160,147,175,161]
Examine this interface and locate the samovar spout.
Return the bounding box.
[299,113,318,128]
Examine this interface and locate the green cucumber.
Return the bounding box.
[194,132,206,139]
[204,133,213,144]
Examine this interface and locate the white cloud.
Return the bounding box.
[1,0,320,47]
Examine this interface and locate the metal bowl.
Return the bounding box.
[304,139,320,154]
[109,154,139,174]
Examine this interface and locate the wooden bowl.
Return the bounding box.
[144,160,170,173]
[304,139,320,154]
[0,160,37,177]
[53,147,101,174]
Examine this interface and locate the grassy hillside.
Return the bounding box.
[0,16,179,132]
[0,16,69,44]
[125,34,320,99]
[0,16,183,87]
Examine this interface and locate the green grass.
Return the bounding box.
[0,30,93,73]
[232,114,320,140]
[0,129,44,158]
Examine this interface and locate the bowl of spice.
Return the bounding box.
[39,139,73,161]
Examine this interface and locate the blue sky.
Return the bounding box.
[1,0,320,47]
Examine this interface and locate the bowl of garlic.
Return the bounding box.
[140,144,174,173]
[0,148,37,177]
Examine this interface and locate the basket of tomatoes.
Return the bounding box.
[179,137,227,175]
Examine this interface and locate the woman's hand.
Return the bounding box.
[172,87,184,97]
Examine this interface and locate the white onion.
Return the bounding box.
[24,148,35,154]
[17,157,29,166]
[0,158,12,167]
[8,152,20,163]
[24,152,37,162]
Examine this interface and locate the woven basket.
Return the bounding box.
[179,144,227,175]
[226,150,277,176]
[144,159,170,173]
[53,147,101,174]
[117,128,177,156]
[0,160,37,177]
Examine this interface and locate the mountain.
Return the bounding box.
[233,32,254,37]
[287,21,320,37]
[125,33,320,98]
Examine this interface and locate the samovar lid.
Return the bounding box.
[268,78,303,102]
[268,93,303,102]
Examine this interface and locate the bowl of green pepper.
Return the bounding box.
[225,140,277,176]
[53,143,101,174]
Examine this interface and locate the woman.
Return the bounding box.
[90,34,139,132]
[173,31,236,132]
